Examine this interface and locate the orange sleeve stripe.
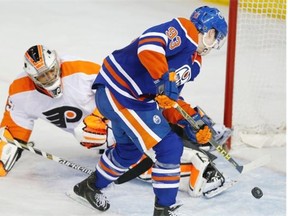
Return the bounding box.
[139,37,166,46]
[138,50,168,80]
[162,99,196,124]
[9,76,35,96]
[61,60,101,77]
[110,94,159,150]
[0,111,32,142]
[178,18,199,44]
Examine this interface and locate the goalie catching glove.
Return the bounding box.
[0,127,23,176]
[74,108,108,149]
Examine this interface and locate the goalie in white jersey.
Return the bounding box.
[0,45,111,177]
[0,44,232,199]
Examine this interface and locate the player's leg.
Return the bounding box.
[0,127,23,176]
[95,87,183,214]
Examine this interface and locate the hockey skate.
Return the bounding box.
[73,172,110,211]
[153,201,182,216]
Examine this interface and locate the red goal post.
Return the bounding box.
[224,0,286,149]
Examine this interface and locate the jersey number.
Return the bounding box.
[166,27,181,50]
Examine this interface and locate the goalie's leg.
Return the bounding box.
[0,127,23,176]
[182,147,225,197]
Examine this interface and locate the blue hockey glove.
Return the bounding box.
[155,71,179,101]
[178,109,213,144]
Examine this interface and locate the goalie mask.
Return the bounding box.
[23,45,62,98]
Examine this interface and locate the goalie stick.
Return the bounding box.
[7,137,149,185]
[7,138,94,175]
[173,103,271,174]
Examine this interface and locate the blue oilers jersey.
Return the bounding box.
[93,17,202,110]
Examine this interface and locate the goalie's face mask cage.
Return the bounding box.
[24,45,63,98]
[190,6,228,53]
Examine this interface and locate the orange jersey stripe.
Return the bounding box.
[178,17,199,44]
[8,76,35,96]
[110,94,159,150]
[0,110,32,142]
[138,50,168,80]
[103,59,136,96]
[61,60,101,77]
[138,37,166,46]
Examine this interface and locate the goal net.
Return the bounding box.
[228,0,286,148]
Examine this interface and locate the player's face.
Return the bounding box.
[204,29,217,48]
[35,65,59,87]
[197,29,225,56]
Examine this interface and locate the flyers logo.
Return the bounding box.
[43,106,83,128]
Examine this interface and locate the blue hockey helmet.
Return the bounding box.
[190,6,228,49]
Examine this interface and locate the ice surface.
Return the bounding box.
[0,1,286,216]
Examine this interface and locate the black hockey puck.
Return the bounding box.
[251,187,263,199]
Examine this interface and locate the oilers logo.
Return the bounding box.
[153,115,161,124]
[43,106,83,128]
[175,65,191,86]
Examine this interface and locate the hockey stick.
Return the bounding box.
[115,156,154,184]
[7,136,153,184]
[7,139,94,175]
[173,103,271,174]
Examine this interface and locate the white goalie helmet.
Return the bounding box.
[23,45,62,98]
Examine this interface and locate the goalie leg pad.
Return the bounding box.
[187,149,210,197]
[0,128,22,176]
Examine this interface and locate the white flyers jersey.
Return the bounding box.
[0,56,101,143]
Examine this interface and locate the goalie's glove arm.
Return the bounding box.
[73,108,109,149]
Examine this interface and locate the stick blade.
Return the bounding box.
[115,157,154,184]
[241,154,271,174]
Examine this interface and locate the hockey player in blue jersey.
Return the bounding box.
[74,6,228,215]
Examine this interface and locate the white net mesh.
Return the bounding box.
[232,0,286,147]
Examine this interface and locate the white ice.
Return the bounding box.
[0,1,286,216]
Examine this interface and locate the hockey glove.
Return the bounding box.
[0,127,23,176]
[155,71,179,101]
[74,108,108,149]
[178,111,212,144]
[155,95,177,109]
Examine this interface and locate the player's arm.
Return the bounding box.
[0,95,34,176]
[158,99,211,144]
